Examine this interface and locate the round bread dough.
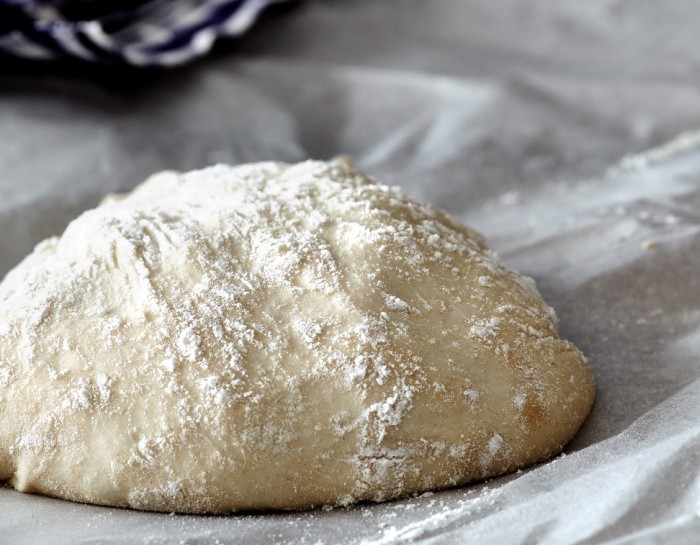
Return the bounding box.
[0,159,594,513]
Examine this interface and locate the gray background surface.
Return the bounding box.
[2,1,700,543]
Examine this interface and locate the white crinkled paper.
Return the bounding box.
[2,1,700,543]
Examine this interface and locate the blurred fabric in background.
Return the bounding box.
[0,0,294,65]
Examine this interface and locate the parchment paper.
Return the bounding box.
[2,1,700,543]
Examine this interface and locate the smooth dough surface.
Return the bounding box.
[0,159,594,513]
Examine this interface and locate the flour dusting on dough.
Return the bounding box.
[0,159,594,513]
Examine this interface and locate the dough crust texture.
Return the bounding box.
[0,159,594,513]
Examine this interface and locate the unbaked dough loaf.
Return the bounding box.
[0,159,594,513]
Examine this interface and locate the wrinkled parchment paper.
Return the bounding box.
[2,1,700,543]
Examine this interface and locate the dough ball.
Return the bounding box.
[0,159,594,513]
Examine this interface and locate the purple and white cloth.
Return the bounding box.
[0,0,293,66]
